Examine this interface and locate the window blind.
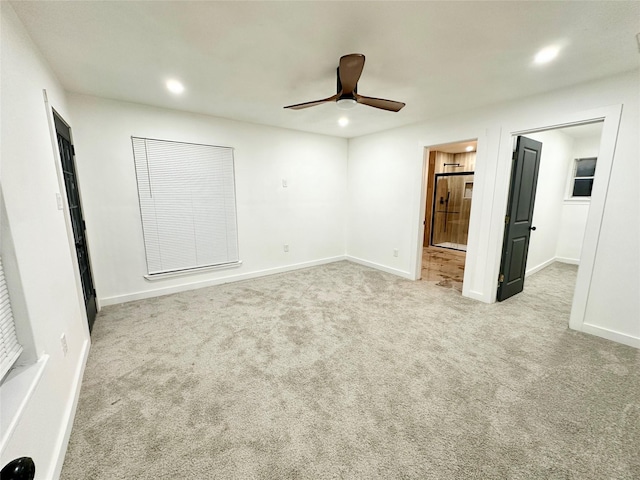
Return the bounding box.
[0,257,22,379]
[132,138,239,275]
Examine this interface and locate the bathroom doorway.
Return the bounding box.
[420,139,477,292]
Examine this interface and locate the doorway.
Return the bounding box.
[498,121,604,302]
[420,139,477,292]
[53,112,97,332]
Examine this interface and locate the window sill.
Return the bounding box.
[144,261,243,281]
[0,355,49,451]
[563,198,591,205]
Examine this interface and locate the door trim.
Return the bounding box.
[414,134,489,302]
[494,104,623,335]
[412,105,624,341]
[54,110,97,330]
[43,90,96,338]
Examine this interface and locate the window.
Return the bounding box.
[0,257,22,379]
[571,157,597,198]
[132,138,240,276]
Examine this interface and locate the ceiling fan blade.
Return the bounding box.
[356,94,405,112]
[284,95,338,110]
[338,54,365,95]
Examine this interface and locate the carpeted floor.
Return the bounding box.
[61,261,639,479]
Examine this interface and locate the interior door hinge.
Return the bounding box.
[71,145,76,156]
[499,273,504,283]
[504,215,510,225]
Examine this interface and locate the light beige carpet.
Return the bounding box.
[61,261,639,479]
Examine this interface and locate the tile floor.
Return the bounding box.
[420,247,465,292]
[432,241,467,252]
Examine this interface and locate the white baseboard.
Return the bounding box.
[555,256,580,265]
[345,256,414,280]
[100,256,347,306]
[525,257,556,277]
[50,338,91,480]
[579,323,640,349]
[526,256,581,278]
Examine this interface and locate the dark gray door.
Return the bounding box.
[497,136,542,301]
[54,112,97,331]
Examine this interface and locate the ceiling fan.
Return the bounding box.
[284,54,405,112]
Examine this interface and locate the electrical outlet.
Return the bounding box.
[60,333,68,356]
[284,244,289,252]
[282,179,288,188]
[393,249,399,257]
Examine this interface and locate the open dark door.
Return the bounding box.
[54,112,97,331]
[497,136,542,301]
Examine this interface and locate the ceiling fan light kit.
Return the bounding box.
[284,54,405,112]
[336,98,357,110]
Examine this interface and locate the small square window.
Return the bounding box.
[570,157,597,198]
[575,158,596,177]
[572,178,594,197]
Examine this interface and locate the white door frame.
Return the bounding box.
[413,137,482,296]
[495,104,622,338]
[43,90,94,336]
[414,104,623,341]
[414,127,500,303]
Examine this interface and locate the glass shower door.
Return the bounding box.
[430,173,474,252]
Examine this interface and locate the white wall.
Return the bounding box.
[572,135,601,160]
[0,3,90,478]
[1,5,637,475]
[522,130,574,275]
[67,94,348,305]
[555,205,589,263]
[347,70,639,346]
[555,133,602,263]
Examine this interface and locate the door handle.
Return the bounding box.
[529,226,537,231]
[1,457,35,479]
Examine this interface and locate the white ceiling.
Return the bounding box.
[10,1,640,138]
[554,121,603,140]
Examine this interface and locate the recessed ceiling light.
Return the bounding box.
[338,117,349,127]
[534,46,560,64]
[166,79,185,94]
[465,146,474,152]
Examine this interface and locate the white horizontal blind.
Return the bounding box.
[132,138,239,275]
[0,257,22,379]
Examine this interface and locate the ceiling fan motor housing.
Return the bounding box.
[337,68,357,100]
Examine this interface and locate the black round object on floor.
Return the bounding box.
[1,457,35,480]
